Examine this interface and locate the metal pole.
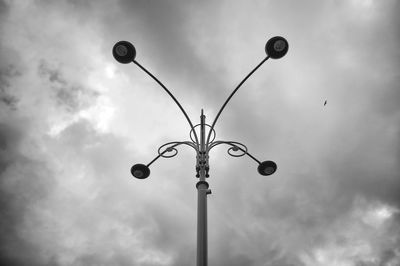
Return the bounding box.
[197,110,211,266]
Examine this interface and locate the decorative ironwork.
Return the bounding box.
[190,123,216,144]
[208,140,261,164]
[159,146,178,158]
[146,141,199,167]
[226,142,248,157]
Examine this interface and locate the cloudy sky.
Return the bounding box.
[1,0,399,265]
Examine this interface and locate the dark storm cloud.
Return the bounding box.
[0,0,8,16]
[0,45,21,110]
[102,0,231,112]
[0,3,104,265]
[201,2,400,264]
[210,230,303,266]
[37,60,99,112]
[38,61,67,85]
[220,0,400,202]
[0,71,18,110]
[0,121,56,266]
[0,117,161,265]
[16,119,195,266]
[0,13,40,263]
[1,0,399,265]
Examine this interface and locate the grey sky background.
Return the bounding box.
[0,0,399,265]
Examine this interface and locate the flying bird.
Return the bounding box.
[324,100,327,106]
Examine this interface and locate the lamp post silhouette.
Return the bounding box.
[112,36,288,266]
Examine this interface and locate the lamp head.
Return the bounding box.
[130,163,150,179]
[265,36,288,59]
[113,41,136,64]
[257,160,277,176]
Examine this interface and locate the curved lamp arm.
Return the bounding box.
[112,40,200,148]
[208,140,261,164]
[130,141,198,179]
[208,140,277,176]
[133,60,200,148]
[205,56,269,148]
[205,36,289,149]
[147,141,199,167]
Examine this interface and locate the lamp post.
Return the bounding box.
[112,36,288,266]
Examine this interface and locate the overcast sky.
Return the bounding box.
[1,0,399,265]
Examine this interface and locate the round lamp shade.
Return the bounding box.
[130,163,150,179]
[265,36,288,59]
[257,160,277,176]
[113,41,136,64]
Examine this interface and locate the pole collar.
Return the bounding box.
[196,181,209,189]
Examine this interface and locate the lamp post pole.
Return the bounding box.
[197,110,211,266]
[112,36,288,266]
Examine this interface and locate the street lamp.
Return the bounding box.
[112,36,288,266]
[130,163,150,179]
